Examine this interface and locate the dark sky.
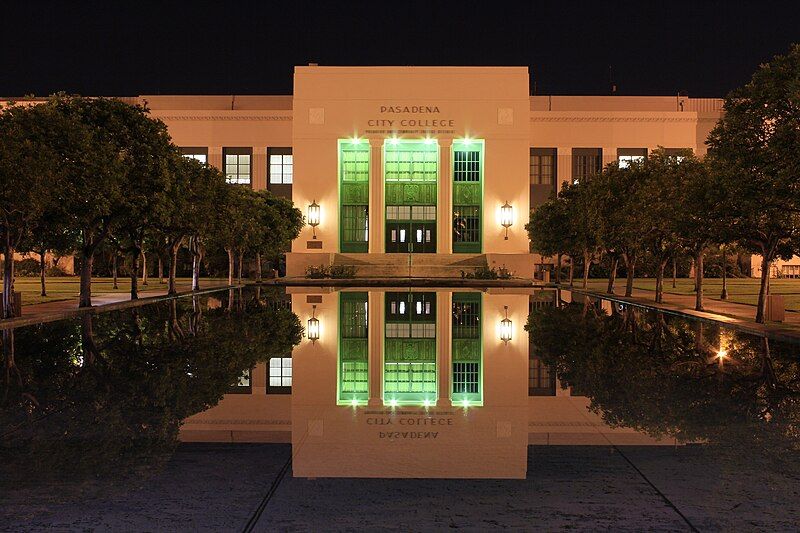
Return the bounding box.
[2,1,798,98]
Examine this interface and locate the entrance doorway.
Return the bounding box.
[386,205,436,253]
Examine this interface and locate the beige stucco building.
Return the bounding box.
[136,66,724,279]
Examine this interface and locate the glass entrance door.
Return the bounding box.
[386,205,436,253]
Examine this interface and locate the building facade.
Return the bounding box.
[139,66,724,279]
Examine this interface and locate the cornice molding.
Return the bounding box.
[184,418,291,425]
[530,116,697,123]
[159,115,292,122]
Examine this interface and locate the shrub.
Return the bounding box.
[462,266,513,280]
[305,264,358,279]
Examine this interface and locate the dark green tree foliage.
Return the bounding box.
[526,195,573,283]
[0,103,61,317]
[526,298,800,459]
[252,191,304,280]
[707,44,800,323]
[0,288,301,483]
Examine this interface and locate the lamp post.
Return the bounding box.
[500,202,513,240]
[308,200,320,239]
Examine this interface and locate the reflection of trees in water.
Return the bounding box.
[0,288,301,484]
[527,297,800,461]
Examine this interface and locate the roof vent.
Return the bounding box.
[308,62,318,66]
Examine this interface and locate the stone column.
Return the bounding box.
[368,291,384,405]
[368,139,384,254]
[437,291,452,407]
[437,139,453,254]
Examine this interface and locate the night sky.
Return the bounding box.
[2,1,798,98]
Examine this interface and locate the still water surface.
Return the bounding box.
[1,286,799,525]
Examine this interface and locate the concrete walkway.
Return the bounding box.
[573,284,800,342]
[2,281,231,329]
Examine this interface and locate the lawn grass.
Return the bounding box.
[582,277,800,311]
[9,277,227,307]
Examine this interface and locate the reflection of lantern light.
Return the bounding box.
[500,305,512,343]
[307,305,320,343]
[500,202,513,240]
[308,200,320,239]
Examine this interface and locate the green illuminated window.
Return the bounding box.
[384,292,437,403]
[452,141,483,253]
[452,292,482,404]
[339,292,369,404]
[384,142,438,182]
[339,141,370,253]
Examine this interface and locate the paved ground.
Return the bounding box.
[574,284,800,341]
[2,444,798,531]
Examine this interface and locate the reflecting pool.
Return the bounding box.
[2,286,800,514]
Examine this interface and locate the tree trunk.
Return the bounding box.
[141,251,148,286]
[79,251,93,308]
[568,256,574,286]
[2,241,15,318]
[672,256,677,288]
[168,242,180,295]
[129,249,140,300]
[606,256,618,295]
[720,248,728,300]
[192,249,202,291]
[755,254,771,324]
[158,257,164,284]
[624,254,636,297]
[695,250,704,311]
[226,247,234,285]
[581,250,591,288]
[237,250,244,284]
[112,253,118,289]
[690,258,696,291]
[553,253,561,284]
[39,248,47,297]
[655,258,668,303]
[255,252,263,283]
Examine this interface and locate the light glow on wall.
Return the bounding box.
[307,200,321,239]
[500,202,514,240]
[499,306,512,343]
[307,305,320,342]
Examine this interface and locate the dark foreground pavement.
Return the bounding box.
[2,444,798,531]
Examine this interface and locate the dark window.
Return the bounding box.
[453,362,479,394]
[528,357,555,396]
[453,205,480,245]
[268,147,293,184]
[452,299,480,339]
[180,147,208,164]
[453,150,480,182]
[617,148,647,169]
[572,148,602,182]
[530,148,556,185]
[342,205,369,245]
[223,147,252,185]
[228,368,253,394]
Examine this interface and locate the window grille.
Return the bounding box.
[453,150,480,182]
[223,148,252,185]
[453,362,479,394]
[342,205,369,245]
[268,357,292,394]
[453,205,480,245]
[528,356,555,396]
[268,148,293,184]
[384,144,438,182]
[341,361,368,394]
[341,145,370,182]
[530,153,554,185]
[384,362,437,393]
[571,148,602,182]
[452,300,480,339]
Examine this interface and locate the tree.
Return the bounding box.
[590,163,647,296]
[21,208,77,298]
[707,44,800,323]
[526,195,573,284]
[252,190,303,281]
[209,185,260,285]
[0,102,61,317]
[45,95,131,308]
[639,149,691,303]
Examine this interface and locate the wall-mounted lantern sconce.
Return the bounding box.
[308,200,320,239]
[500,305,512,344]
[500,202,513,240]
[307,305,320,343]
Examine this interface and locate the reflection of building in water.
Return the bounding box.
[182,288,676,479]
